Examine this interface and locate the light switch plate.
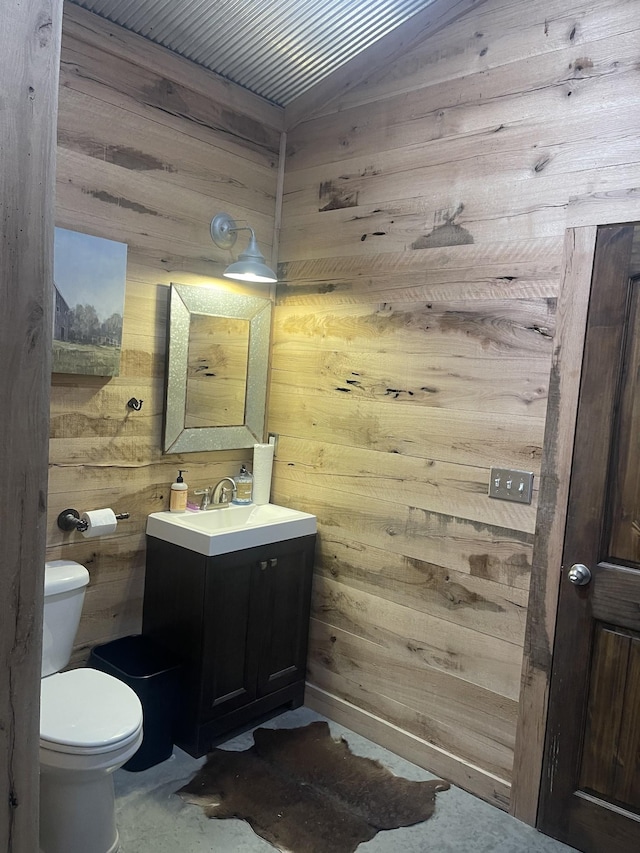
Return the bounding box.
[488,467,534,504]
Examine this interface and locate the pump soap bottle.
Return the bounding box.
[233,464,253,504]
[170,470,188,513]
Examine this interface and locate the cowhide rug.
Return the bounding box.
[177,720,450,853]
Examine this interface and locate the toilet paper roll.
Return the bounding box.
[252,443,275,505]
[80,508,118,538]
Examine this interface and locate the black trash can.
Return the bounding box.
[88,635,182,772]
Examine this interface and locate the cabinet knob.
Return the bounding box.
[259,560,268,571]
[269,557,278,568]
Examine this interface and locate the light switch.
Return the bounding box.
[488,467,534,504]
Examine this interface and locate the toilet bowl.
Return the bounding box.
[40,668,143,853]
[40,562,144,853]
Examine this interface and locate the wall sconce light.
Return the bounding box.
[210,212,277,284]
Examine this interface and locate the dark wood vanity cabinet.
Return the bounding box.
[142,534,315,757]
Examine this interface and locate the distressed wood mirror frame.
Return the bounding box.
[163,283,272,453]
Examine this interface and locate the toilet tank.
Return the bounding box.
[42,560,90,677]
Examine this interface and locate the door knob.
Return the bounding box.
[568,563,592,586]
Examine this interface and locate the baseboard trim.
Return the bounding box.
[305,683,511,811]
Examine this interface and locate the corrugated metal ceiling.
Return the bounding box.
[68,0,437,106]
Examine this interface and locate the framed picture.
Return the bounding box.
[52,227,128,376]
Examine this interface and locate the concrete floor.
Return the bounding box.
[114,707,577,853]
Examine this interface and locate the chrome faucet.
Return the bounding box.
[210,477,236,508]
[194,477,236,510]
[211,477,236,507]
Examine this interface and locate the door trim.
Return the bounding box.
[510,226,597,824]
[537,224,637,848]
[0,3,63,851]
[511,216,640,826]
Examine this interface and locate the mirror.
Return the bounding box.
[184,314,250,429]
[163,283,272,453]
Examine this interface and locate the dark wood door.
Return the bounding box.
[201,536,315,714]
[255,537,315,697]
[202,553,259,716]
[539,224,640,851]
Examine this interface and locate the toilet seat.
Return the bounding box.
[40,668,143,755]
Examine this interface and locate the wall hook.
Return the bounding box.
[127,397,144,411]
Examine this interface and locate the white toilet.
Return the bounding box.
[40,560,144,853]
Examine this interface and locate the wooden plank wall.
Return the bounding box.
[271,0,640,810]
[49,2,282,661]
[1,3,63,849]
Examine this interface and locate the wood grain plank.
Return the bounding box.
[74,571,146,652]
[48,454,246,491]
[272,353,550,418]
[273,299,555,360]
[0,2,62,850]
[278,238,563,284]
[277,273,559,306]
[307,619,517,777]
[46,490,164,549]
[278,199,569,261]
[57,86,277,216]
[50,378,163,438]
[288,41,639,171]
[313,533,528,644]
[568,187,640,228]
[578,626,630,797]
[306,683,512,808]
[280,159,640,261]
[49,433,248,467]
[313,575,524,698]
[268,385,544,471]
[592,566,640,634]
[121,277,168,325]
[45,533,147,586]
[309,611,519,747]
[273,435,538,534]
[607,284,640,564]
[313,0,639,115]
[285,105,640,204]
[613,638,640,807]
[56,147,275,259]
[511,227,598,822]
[272,479,534,590]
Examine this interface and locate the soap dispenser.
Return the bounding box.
[170,470,188,513]
[233,464,253,504]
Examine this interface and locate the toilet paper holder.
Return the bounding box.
[57,508,130,532]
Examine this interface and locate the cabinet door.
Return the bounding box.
[200,555,261,719]
[255,537,314,698]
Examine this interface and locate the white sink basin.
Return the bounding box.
[146,503,317,556]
